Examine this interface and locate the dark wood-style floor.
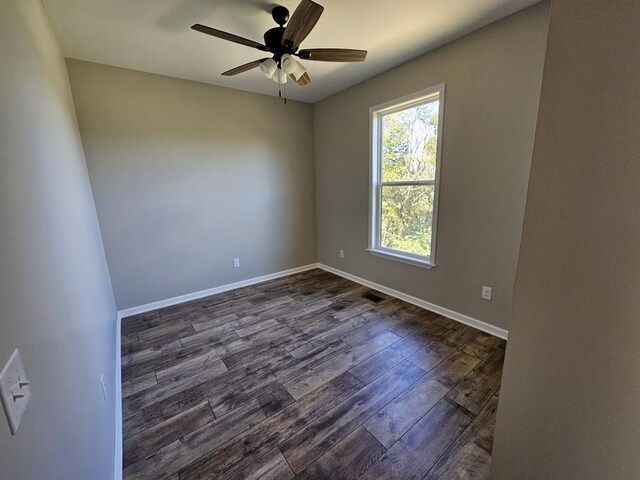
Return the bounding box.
[120,269,505,480]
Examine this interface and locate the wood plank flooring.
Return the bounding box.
[121,269,506,480]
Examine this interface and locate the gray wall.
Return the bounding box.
[0,1,118,479]
[66,60,317,310]
[490,0,640,478]
[313,2,550,331]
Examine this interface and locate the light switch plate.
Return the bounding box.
[0,349,31,435]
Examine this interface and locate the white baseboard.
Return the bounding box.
[118,263,320,319]
[114,312,122,480]
[317,263,508,340]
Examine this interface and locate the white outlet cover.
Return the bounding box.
[481,286,493,300]
[0,349,32,435]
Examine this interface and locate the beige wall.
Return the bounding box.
[312,2,549,331]
[0,1,118,479]
[66,60,317,310]
[490,0,640,478]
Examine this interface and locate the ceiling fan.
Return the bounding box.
[191,0,367,87]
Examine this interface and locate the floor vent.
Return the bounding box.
[362,292,385,304]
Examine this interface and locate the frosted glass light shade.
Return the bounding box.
[290,62,306,81]
[271,68,288,84]
[260,58,277,79]
[281,55,306,80]
[281,55,296,74]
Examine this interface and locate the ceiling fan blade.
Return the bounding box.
[298,49,367,62]
[282,0,324,48]
[291,72,312,86]
[222,58,269,76]
[191,24,269,52]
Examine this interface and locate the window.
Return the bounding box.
[369,84,445,268]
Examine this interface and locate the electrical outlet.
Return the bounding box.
[481,286,492,300]
[339,250,344,259]
[233,258,240,268]
[0,349,31,435]
[100,373,107,401]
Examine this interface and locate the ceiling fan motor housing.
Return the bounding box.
[264,6,300,60]
[263,27,289,58]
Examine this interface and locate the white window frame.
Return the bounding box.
[368,83,445,269]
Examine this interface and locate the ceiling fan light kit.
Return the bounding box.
[191,0,368,101]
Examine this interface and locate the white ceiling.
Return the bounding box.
[43,0,540,103]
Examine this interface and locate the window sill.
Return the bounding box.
[367,248,436,269]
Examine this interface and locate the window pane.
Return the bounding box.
[380,185,434,257]
[381,100,439,182]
